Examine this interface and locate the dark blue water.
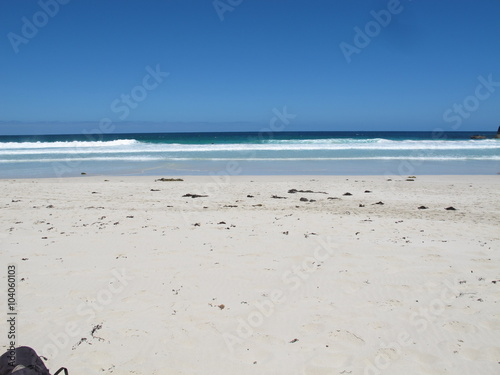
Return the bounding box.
[0,131,498,178]
[0,131,496,144]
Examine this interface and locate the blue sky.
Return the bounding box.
[1,0,499,134]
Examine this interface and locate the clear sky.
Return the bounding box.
[1,0,499,134]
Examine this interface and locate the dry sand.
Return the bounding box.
[1,175,499,375]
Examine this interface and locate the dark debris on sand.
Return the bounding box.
[183,193,208,198]
[156,178,184,182]
[288,189,327,194]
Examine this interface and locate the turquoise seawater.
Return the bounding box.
[0,131,499,178]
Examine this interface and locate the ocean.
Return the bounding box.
[0,131,499,178]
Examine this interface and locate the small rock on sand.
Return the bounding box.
[183,194,208,198]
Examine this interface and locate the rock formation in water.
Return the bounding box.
[470,126,500,139]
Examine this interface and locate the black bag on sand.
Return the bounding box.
[0,346,67,375]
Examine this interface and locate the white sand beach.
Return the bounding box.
[1,175,499,375]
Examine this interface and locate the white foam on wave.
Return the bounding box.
[165,156,500,161]
[267,137,390,144]
[260,138,500,150]
[0,156,160,163]
[0,138,498,156]
[2,155,499,163]
[0,139,138,150]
